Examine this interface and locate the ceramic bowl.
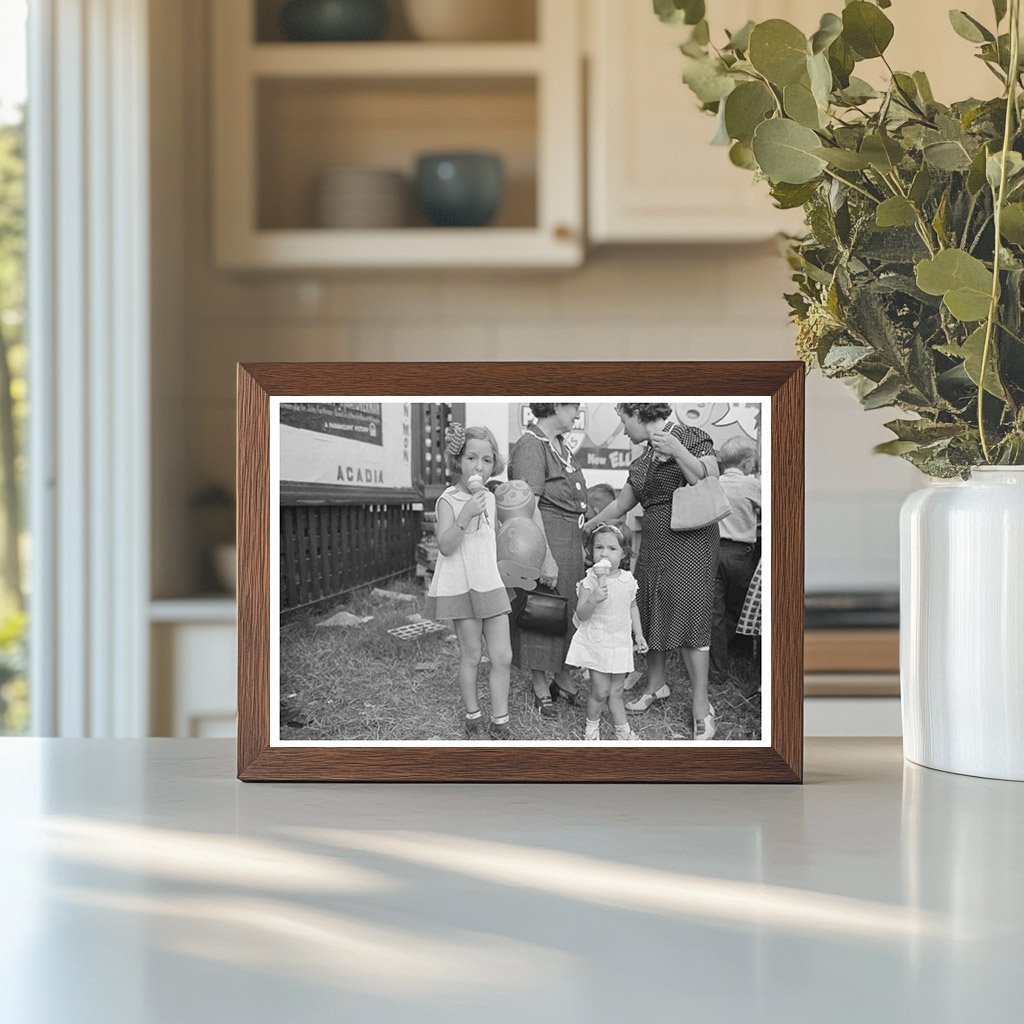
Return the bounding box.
[281,0,388,42]
[414,152,504,228]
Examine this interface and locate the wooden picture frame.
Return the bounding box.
[237,362,804,782]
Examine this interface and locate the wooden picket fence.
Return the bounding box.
[279,501,420,613]
[279,402,464,614]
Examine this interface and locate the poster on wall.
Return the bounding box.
[279,401,412,489]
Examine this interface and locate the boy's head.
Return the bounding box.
[719,436,759,474]
[586,482,616,520]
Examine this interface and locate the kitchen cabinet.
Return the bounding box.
[211,0,583,269]
[587,0,809,243]
[586,0,999,244]
[150,600,237,737]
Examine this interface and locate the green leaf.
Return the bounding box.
[751,118,828,184]
[922,140,972,171]
[808,52,833,110]
[884,418,963,443]
[723,81,776,145]
[729,140,757,169]
[748,20,809,87]
[711,109,731,145]
[810,12,843,54]
[915,250,994,322]
[862,374,903,409]
[943,325,1006,398]
[948,10,994,44]
[908,164,933,205]
[999,203,1024,245]
[836,76,879,105]
[813,146,872,170]
[724,20,755,53]
[912,71,935,104]
[876,197,918,228]
[827,36,856,89]
[770,180,820,209]
[682,0,705,25]
[784,80,824,129]
[653,0,705,25]
[682,57,737,104]
[967,144,991,194]
[986,150,1024,191]
[932,190,950,247]
[860,133,904,173]
[842,1,895,59]
[874,439,922,455]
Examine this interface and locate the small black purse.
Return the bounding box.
[511,584,568,636]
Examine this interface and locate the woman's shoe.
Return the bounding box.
[694,703,716,741]
[550,681,580,706]
[625,684,670,713]
[533,692,557,718]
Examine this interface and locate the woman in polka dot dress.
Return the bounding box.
[583,403,720,741]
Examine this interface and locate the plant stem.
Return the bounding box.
[884,171,938,255]
[978,0,1021,462]
[822,167,880,205]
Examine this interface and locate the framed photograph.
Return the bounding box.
[237,362,803,782]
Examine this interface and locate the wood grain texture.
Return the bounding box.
[805,629,899,674]
[237,361,805,783]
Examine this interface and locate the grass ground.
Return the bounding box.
[280,576,762,742]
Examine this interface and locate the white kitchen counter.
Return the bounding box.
[1,738,1019,1023]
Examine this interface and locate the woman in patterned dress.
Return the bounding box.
[508,402,589,716]
[583,403,721,740]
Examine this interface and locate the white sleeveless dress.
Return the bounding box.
[424,487,511,620]
[565,569,638,674]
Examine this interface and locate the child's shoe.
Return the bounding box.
[464,713,488,740]
[584,718,601,741]
[488,716,513,740]
[614,724,640,741]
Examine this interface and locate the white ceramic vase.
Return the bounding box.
[900,467,1024,781]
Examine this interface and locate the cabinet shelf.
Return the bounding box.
[217,226,580,270]
[249,42,544,78]
[212,0,582,269]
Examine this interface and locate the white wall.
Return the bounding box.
[152,0,921,599]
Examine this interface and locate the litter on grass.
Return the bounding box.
[371,588,418,603]
[317,610,374,629]
[387,620,449,641]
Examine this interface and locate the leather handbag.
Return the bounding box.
[670,475,733,531]
[512,583,569,636]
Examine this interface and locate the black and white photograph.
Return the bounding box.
[271,396,769,746]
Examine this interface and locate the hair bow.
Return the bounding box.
[444,422,466,458]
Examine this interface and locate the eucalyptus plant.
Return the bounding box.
[657,0,1024,475]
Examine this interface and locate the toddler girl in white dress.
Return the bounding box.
[566,524,648,740]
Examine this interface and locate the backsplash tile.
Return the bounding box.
[183,251,917,592]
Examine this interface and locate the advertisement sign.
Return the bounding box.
[279,401,412,489]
